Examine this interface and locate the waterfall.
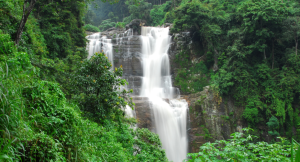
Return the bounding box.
[86,33,114,68]
[86,33,101,59]
[140,27,188,162]
[86,27,188,161]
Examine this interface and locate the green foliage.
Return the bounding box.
[174,50,209,93]
[72,53,134,122]
[115,22,126,29]
[33,0,87,59]
[99,19,117,31]
[24,15,48,57]
[295,139,300,162]
[125,0,153,24]
[0,0,21,36]
[0,32,38,161]
[267,116,280,137]
[134,128,168,161]
[243,107,259,124]
[0,30,16,55]
[0,32,167,161]
[87,0,128,26]
[172,0,300,137]
[150,1,172,26]
[83,24,100,32]
[186,128,297,161]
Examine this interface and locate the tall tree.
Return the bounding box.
[15,0,37,45]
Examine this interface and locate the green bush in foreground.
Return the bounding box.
[83,24,100,32]
[186,128,298,162]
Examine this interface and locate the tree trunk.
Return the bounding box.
[15,0,37,45]
[213,48,219,72]
[264,48,266,60]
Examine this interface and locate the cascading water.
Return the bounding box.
[86,33,114,67]
[140,27,188,162]
[86,27,188,161]
[86,33,101,59]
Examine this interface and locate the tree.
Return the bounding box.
[267,116,280,138]
[238,0,288,68]
[283,17,300,56]
[172,0,228,71]
[15,0,37,45]
[72,53,134,123]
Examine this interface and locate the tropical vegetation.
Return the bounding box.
[2,0,300,161]
[0,0,167,161]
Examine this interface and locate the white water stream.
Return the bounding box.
[140,27,188,162]
[86,27,188,162]
[86,33,114,68]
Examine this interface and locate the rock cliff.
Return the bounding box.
[182,86,245,153]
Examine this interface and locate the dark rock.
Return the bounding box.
[107,27,116,31]
[126,19,146,34]
[133,97,154,130]
[182,86,245,153]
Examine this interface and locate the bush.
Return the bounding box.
[186,128,297,161]
[83,24,100,32]
[99,19,116,31]
[115,22,126,29]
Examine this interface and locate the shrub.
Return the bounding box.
[186,128,297,161]
[99,19,116,31]
[83,24,100,32]
[115,22,126,29]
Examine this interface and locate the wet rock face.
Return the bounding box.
[168,31,193,82]
[113,35,143,76]
[132,97,153,130]
[182,86,245,153]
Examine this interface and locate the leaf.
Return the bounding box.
[0,154,10,159]
[295,146,300,162]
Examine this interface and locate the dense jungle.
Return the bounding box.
[1,0,300,161]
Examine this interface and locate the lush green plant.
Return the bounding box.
[150,1,172,26]
[115,22,126,29]
[33,0,87,59]
[174,50,209,93]
[186,128,297,161]
[123,15,133,25]
[71,53,134,122]
[83,24,100,32]
[267,116,280,137]
[99,19,117,31]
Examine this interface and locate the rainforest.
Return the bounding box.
[1,0,300,161]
